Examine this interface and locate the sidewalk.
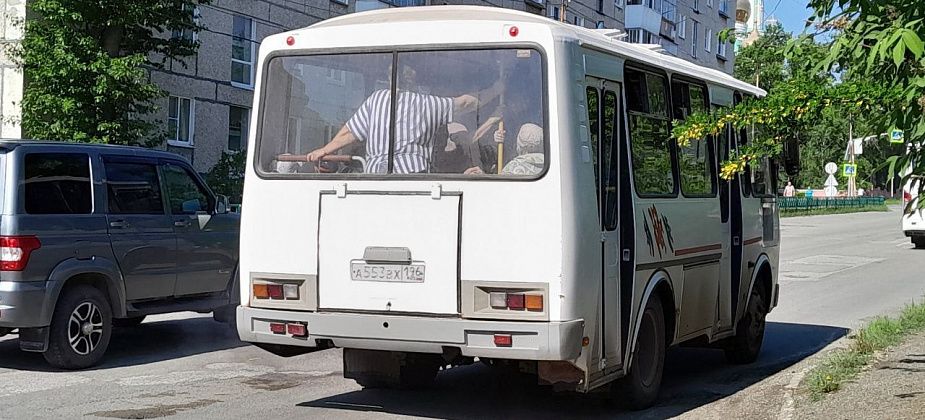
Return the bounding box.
[793,332,925,419]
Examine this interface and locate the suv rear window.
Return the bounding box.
[24,153,92,214]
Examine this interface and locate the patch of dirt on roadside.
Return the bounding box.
[242,373,309,391]
[88,399,220,419]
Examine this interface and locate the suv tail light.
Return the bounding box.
[0,236,41,271]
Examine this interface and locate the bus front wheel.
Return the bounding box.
[611,294,665,410]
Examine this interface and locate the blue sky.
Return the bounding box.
[764,0,814,35]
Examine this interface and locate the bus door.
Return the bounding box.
[586,77,624,367]
[715,120,739,331]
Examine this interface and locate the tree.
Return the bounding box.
[673,6,911,187]
[15,0,209,144]
[803,0,925,196]
[205,151,245,204]
[734,22,790,91]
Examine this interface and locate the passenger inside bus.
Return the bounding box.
[465,123,544,175]
[305,63,486,174]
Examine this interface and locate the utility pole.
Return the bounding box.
[560,0,569,23]
[847,121,857,197]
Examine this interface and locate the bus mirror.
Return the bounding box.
[782,137,801,177]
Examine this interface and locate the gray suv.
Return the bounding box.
[0,141,239,369]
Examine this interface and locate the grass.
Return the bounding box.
[805,302,925,400]
[885,198,902,206]
[781,204,889,218]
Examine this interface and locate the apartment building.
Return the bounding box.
[1,0,732,173]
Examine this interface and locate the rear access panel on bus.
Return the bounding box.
[318,192,460,315]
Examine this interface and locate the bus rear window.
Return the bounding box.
[256,48,545,178]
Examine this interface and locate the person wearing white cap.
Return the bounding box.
[464,123,544,175]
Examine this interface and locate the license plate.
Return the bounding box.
[350,262,425,283]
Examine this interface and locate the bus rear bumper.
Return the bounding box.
[237,306,584,361]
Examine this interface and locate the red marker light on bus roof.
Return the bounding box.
[509,26,519,37]
[286,36,295,46]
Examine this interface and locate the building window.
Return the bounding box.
[597,20,606,29]
[598,0,604,13]
[693,0,699,12]
[627,28,659,43]
[232,15,256,87]
[168,96,194,146]
[678,16,686,39]
[705,28,712,52]
[706,0,713,8]
[719,0,729,16]
[691,21,699,57]
[615,0,624,9]
[574,16,585,27]
[228,106,250,151]
[549,6,560,20]
[717,33,728,57]
[331,0,349,5]
[171,5,199,42]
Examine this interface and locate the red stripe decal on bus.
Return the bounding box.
[674,243,722,256]
[744,237,762,246]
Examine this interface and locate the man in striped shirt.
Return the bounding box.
[307,64,480,174]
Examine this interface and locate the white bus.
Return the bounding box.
[237,6,782,408]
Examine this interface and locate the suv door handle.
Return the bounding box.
[174,220,190,228]
[109,220,128,229]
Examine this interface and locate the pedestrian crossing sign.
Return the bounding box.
[891,129,904,144]
[843,163,857,176]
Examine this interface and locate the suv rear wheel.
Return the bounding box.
[44,285,112,369]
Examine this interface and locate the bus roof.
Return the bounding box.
[307,6,765,98]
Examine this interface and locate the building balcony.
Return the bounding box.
[626,0,677,41]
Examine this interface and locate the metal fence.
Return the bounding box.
[778,196,886,211]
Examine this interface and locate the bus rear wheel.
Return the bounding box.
[611,295,665,410]
[724,286,767,364]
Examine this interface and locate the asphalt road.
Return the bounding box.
[1,207,922,419]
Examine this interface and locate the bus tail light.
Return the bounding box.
[525,294,543,311]
[269,322,286,334]
[494,334,513,347]
[489,292,544,312]
[506,293,525,310]
[287,323,307,337]
[267,284,284,299]
[254,281,300,300]
[283,284,299,299]
[253,284,269,299]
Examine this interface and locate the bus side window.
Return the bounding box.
[587,86,601,203]
[733,91,753,197]
[602,89,620,230]
[626,68,675,197]
[671,81,716,197]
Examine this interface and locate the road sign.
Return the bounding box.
[843,163,858,176]
[825,162,838,175]
[891,129,904,144]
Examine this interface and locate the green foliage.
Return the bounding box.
[806,300,925,400]
[734,23,791,91]
[206,151,246,204]
[674,16,904,185]
[802,0,925,204]
[13,0,209,144]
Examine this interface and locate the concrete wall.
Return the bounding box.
[0,0,24,138]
